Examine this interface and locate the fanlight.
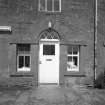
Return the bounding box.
[40,28,60,40]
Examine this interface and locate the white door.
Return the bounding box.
[39,41,59,84]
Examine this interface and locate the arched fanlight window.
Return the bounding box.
[39,28,60,41]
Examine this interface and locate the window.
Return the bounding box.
[67,45,79,72]
[39,0,61,12]
[17,44,31,72]
[43,45,55,55]
[40,28,60,41]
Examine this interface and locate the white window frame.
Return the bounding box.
[17,45,31,72]
[67,46,79,72]
[39,0,61,12]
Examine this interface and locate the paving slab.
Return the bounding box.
[30,85,65,104]
[0,85,104,105]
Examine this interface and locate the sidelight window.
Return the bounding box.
[17,44,31,72]
[67,45,79,71]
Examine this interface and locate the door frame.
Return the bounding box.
[38,39,60,85]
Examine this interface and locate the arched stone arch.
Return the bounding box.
[39,28,60,41]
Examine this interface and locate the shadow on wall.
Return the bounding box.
[95,70,105,89]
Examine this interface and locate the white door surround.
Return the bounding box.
[38,28,60,84]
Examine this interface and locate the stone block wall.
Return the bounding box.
[0,0,95,87]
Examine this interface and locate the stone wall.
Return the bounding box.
[0,0,94,87]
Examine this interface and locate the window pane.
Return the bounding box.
[54,0,60,11]
[40,0,46,11]
[24,45,30,51]
[67,56,78,71]
[19,56,24,68]
[67,56,72,70]
[25,56,30,67]
[68,46,72,54]
[47,0,52,11]
[73,46,78,54]
[17,44,30,54]
[73,56,78,66]
[43,45,55,55]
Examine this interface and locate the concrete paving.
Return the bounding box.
[0,85,105,105]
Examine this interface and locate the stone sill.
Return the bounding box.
[64,72,86,77]
[10,73,34,77]
[37,11,63,16]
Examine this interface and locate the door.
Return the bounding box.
[39,41,59,84]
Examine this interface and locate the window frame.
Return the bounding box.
[38,0,61,12]
[17,44,31,72]
[67,45,80,72]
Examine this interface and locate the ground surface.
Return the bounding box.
[0,85,105,105]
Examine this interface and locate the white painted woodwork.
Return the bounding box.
[39,41,59,84]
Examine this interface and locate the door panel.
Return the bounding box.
[39,42,59,84]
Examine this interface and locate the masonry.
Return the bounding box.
[0,0,99,88]
[95,0,105,88]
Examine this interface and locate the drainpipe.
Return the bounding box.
[94,0,97,87]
